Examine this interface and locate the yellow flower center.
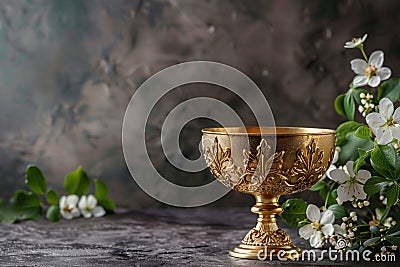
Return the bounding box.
[312,221,321,229]
[365,65,377,78]
[64,205,72,213]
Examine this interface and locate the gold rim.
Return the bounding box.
[201,126,336,136]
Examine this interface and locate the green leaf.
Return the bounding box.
[354,148,372,172]
[370,145,397,179]
[354,125,372,141]
[338,135,374,166]
[327,204,347,220]
[25,165,47,195]
[386,236,400,246]
[378,78,400,102]
[387,222,400,236]
[309,180,327,191]
[334,94,346,116]
[16,206,42,221]
[363,176,390,195]
[280,199,308,228]
[94,179,108,200]
[46,205,61,222]
[10,190,41,209]
[370,226,380,236]
[0,205,18,224]
[344,91,355,121]
[386,184,399,208]
[64,166,91,197]
[98,197,115,212]
[360,237,380,251]
[336,121,362,147]
[46,189,59,205]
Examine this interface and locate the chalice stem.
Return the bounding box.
[229,195,301,259]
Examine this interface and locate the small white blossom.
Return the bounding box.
[60,195,80,220]
[351,50,391,87]
[299,204,335,248]
[329,161,371,203]
[78,195,106,218]
[391,245,398,251]
[350,212,356,217]
[366,98,400,145]
[344,34,368,48]
[363,201,370,206]
[381,246,387,252]
[325,147,340,180]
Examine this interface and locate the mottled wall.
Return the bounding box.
[1,0,400,208]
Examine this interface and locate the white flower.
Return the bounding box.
[60,195,80,220]
[351,50,391,87]
[299,204,335,248]
[366,98,400,145]
[78,195,106,218]
[325,147,340,180]
[329,161,371,203]
[344,34,368,48]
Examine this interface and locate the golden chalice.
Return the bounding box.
[201,127,336,259]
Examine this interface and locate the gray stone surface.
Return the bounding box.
[0,208,395,266]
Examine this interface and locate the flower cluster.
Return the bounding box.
[358,92,374,117]
[60,194,106,220]
[281,33,400,254]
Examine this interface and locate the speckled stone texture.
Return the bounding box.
[1,0,400,208]
[0,208,393,266]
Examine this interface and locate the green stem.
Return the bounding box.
[359,45,368,62]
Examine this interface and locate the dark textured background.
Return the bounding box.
[1,0,400,208]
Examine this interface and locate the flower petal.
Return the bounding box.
[377,67,391,81]
[379,98,394,120]
[320,210,335,225]
[60,196,67,210]
[393,108,400,123]
[366,112,386,129]
[81,209,92,218]
[87,195,97,209]
[329,168,349,183]
[67,194,79,207]
[92,206,106,218]
[352,184,367,200]
[78,195,87,210]
[390,126,400,141]
[350,59,368,75]
[345,161,355,177]
[306,204,321,222]
[71,207,80,218]
[344,42,356,48]
[368,75,381,87]
[326,165,337,180]
[361,34,368,42]
[353,75,368,87]
[369,50,384,68]
[60,210,73,220]
[321,224,334,236]
[337,184,353,202]
[310,232,323,248]
[376,127,393,145]
[356,169,371,184]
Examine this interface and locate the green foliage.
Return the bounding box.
[327,204,347,220]
[280,199,308,228]
[378,78,400,102]
[1,164,116,224]
[354,125,372,141]
[334,94,346,116]
[344,90,356,121]
[25,165,47,194]
[370,145,397,179]
[363,176,390,195]
[46,189,59,205]
[46,205,61,222]
[64,166,90,197]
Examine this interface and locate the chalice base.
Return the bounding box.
[229,196,301,260]
[229,243,301,260]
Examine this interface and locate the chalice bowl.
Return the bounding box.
[201,127,336,259]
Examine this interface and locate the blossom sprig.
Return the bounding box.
[0,165,115,223]
[281,34,400,253]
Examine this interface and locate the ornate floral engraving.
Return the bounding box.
[233,139,284,192]
[286,139,325,189]
[242,224,291,246]
[203,137,242,188]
